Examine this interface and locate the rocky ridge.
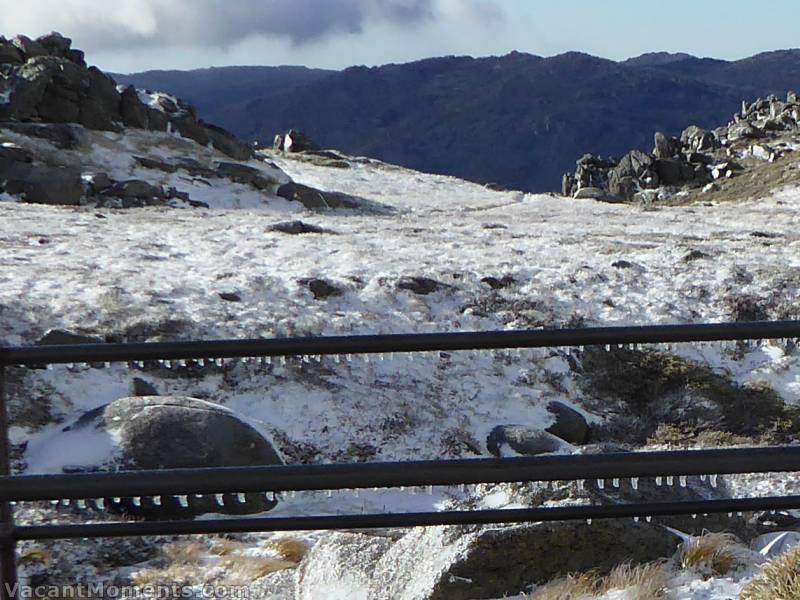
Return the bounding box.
[562,91,800,202]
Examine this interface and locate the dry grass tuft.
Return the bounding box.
[528,572,599,600]
[209,538,244,556]
[161,542,205,565]
[740,544,800,600]
[529,562,668,600]
[679,532,748,577]
[265,537,309,563]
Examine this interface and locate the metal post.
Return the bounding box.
[0,366,18,600]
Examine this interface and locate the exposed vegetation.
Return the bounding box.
[528,562,669,600]
[679,532,749,577]
[581,348,800,445]
[740,544,800,600]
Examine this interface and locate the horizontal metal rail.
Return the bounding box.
[2,320,799,366]
[3,447,800,502]
[14,495,800,540]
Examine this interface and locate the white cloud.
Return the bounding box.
[0,0,501,52]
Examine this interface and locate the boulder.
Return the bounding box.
[281,129,319,153]
[268,220,330,235]
[11,35,48,58]
[0,39,24,64]
[0,143,33,163]
[486,425,570,457]
[215,161,280,190]
[199,121,254,161]
[0,122,85,149]
[107,180,164,200]
[119,86,150,129]
[0,161,84,206]
[297,533,394,600]
[573,186,606,199]
[653,131,680,159]
[52,396,282,517]
[728,121,764,141]
[396,276,446,295]
[299,278,343,300]
[681,125,718,152]
[36,32,72,58]
[36,329,104,345]
[608,172,637,201]
[84,172,114,193]
[655,158,695,186]
[131,378,159,396]
[545,401,590,444]
[276,181,363,210]
[370,522,682,600]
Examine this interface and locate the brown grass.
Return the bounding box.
[679,532,748,577]
[529,562,668,600]
[740,544,800,600]
[209,539,244,556]
[265,537,309,563]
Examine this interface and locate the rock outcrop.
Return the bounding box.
[562,90,800,202]
[0,33,251,160]
[43,396,282,517]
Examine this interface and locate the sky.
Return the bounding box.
[1,0,798,74]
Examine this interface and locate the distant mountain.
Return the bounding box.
[111,65,334,128]
[117,50,800,191]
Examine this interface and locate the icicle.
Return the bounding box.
[577,479,585,491]
[679,475,687,488]
[326,489,333,498]
[612,478,620,488]
[132,497,141,507]
[153,496,162,506]
[645,516,652,523]
[737,512,743,517]
[194,494,204,499]
[280,356,287,365]
[179,359,187,367]
[113,497,121,503]
[666,476,674,486]
[164,360,172,369]
[596,479,605,489]
[178,495,189,508]
[427,485,434,495]
[302,354,310,363]
[346,354,353,362]
[709,474,718,488]
[655,476,663,486]
[214,494,225,506]
[363,354,370,363]
[137,360,145,368]
[727,512,734,518]
[333,355,341,363]
[353,489,360,498]
[77,499,87,509]
[63,499,71,506]
[634,516,640,522]
[67,363,75,369]
[458,483,466,493]
[631,477,639,491]
[410,486,417,495]
[215,358,223,367]
[237,492,246,503]
[586,518,592,525]
[378,353,385,361]
[604,344,611,352]
[700,474,707,482]
[692,513,697,519]
[95,498,105,510]
[50,499,60,506]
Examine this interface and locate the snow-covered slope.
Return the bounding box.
[3,137,800,598]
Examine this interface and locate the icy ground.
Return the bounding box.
[2,137,800,598]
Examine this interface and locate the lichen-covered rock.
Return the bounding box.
[370,522,682,600]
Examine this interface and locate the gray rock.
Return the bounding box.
[199,120,254,161]
[84,172,114,193]
[12,35,48,58]
[370,522,682,600]
[131,378,159,396]
[655,158,695,186]
[36,329,104,345]
[268,220,329,235]
[79,67,123,130]
[119,86,150,129]
[545,401,590,444]
[573,186,606,199]
[396,276,446,295]
[134,156,177,173]
[0,123,84,150]
[298,533,394,600]
[299,278,342,300]
[215,161,279,190]
[0,39,24,64]
[276,181,364,211]
[0,161,84,206]
[218,291,242,302]
[681,125,718,152]
[0,144,33,163]
[62,396,282,517]
[486,425,570,457]
[653,131,680,159]
[36,32,72,58]
[108,180,164,200]
[728,121,764,141]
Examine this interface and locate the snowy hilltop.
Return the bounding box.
[2,32,800,600]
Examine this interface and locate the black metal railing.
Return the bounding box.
[1,320,799,599]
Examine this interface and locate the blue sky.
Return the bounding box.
[1,0,797,73]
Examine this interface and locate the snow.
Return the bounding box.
[2,129,800,597]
